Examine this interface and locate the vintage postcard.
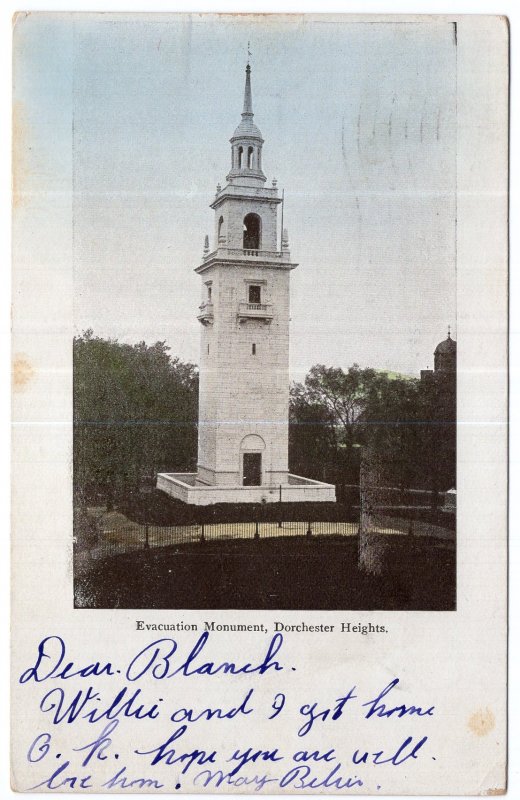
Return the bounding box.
[11,12,508,795]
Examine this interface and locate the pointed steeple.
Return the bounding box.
[232,63,262,139]
[242,64,253,117]
[227,63,266,185]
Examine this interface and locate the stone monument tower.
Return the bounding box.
[158,64,335,504]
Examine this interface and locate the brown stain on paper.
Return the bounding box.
[467,708,495,737]
[467,710,505,795]
[12,354,34,392]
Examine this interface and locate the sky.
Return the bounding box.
[17,13,457,380]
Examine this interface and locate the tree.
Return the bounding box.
[360,373,423,489]
[291,362,455,494]
[290,364,445,487]
[298,364,382,449]
[360,372,455,492]
[73,331,198,507]
[416,374,456,492]
[290,364,391,482]
[289,381,337,481]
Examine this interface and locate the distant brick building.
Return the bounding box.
[420,330,456,492]
[421,329,456,383]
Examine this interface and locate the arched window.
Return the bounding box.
[218,216,224,241]
[237,146,243,168]
[243,213,261,250]
[247,146,254,169]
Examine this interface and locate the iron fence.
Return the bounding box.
[75,517,361,561]
[366,513,455,543]
[74,499,455,566]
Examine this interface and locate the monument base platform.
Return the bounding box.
[156,472,336,505]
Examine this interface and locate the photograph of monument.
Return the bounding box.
[72,15,457,610]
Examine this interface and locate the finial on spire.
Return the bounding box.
[447,325,451,339]
[247,41,252,66]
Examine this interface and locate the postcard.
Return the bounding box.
[11,12,508,795]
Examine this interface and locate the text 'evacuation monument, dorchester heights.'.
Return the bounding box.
[157,63,336,505]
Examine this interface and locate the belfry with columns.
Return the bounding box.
[158,63,336,504]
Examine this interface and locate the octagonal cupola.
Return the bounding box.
[227,64,266,185]
[434,328,457,373]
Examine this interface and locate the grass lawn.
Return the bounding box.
[75,534,455,611]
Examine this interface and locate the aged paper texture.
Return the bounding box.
[11,12,508,795]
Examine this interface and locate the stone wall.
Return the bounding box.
[157,473,336,505]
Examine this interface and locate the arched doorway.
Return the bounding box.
[240,434,265,486]
[243,213,261,250]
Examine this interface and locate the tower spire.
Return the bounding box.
[242,63,253,117]
[227,61,266,185]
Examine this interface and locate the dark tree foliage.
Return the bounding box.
[361,372,456,492]
[289,365,387,483]
[74,330,198,507]
[300,364,381,448]
[290,363,455,492]
[416,374,456,492]
[361,373,424,489]
[289,381,337,481]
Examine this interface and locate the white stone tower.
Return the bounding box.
[158,64,335,504]
[196,63,295,491]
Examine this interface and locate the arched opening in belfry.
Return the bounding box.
[243,213,261,250]
[237,146,243,168]
[247,146,254,169]
[218,216,224,241]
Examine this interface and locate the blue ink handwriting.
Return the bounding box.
[280,763,364,790]
[363,679,435,720]
[226,746,284,777]
[39,685,161,725]
[352,734,428,766]
[19,636,115,684]
[134,725,217,773]
[194,769,280,792]
[126,632,284,681]
[298,688,357,736]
